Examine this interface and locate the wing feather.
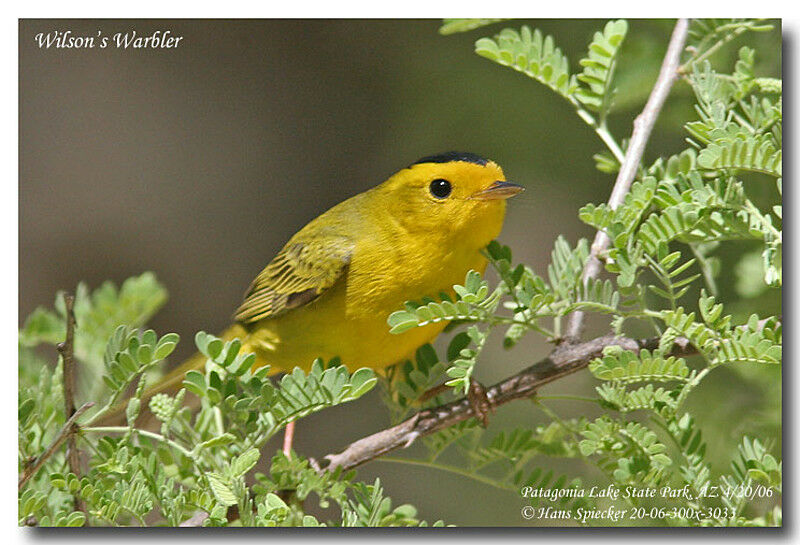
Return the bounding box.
[234,235,353,324]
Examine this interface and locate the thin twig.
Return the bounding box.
[18,402,94,490]
[324,333,695,471]
[565,18,690,341]
[55,293,87,517]
[678,23,754,74]
[84,426,195,459]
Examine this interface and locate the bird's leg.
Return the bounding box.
[277,421,298,503]
[467,377,493,427]
[282,420,296,457]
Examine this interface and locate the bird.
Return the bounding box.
[104,152,522,438]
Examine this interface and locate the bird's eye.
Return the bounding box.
[429,178,452,199]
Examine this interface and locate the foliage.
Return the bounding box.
[20,273,168,400]
[19,19,780,527]
[468,19,629,161]
[18,279,422,527]
[439,18,504,36]
[380,18,780,526]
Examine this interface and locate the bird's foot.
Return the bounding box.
[417,378,493,426]
[467,378,493,427]
[307,456,323,473]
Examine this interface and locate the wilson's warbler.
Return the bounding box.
[135,152,522,404]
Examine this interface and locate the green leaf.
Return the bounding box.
[439,18,503,35]
[20,272,168,372]
[206,473,238,506]
[349,368,378,398]
[183,370,207,397]
[64,511,86,527]
[19,307,65,347]
[697,133,781,177]
[231,448,260,477]
[589,349,690,383]
[197,433,236,450]
[475,26,577,99]
[387,310,419,334]
[547,236,589,302]
[575,20,628,117]
[154,333,180,360]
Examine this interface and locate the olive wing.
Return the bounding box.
[234,235,354,324]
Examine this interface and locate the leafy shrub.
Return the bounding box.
[19,19,780,527]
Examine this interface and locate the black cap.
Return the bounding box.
[412,151,489,166]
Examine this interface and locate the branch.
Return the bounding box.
[18,402,94,490]
[565,18,690,341]
[55,293,87,516]
[325,315,777,472]
[57,294,78,449]
[323,333,695,471]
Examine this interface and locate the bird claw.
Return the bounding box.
[467,378,493,427]
[307,456,322,473]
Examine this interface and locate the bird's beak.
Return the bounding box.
[473,180,525,200]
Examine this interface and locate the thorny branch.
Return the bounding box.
[324,315,779,472]
[323,334,696,471]
[565,18,690,341]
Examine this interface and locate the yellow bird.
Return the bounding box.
[138,152,522,402]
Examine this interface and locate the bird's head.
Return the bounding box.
[378,152,523,248]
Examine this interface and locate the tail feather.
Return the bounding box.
[94,324,248,427]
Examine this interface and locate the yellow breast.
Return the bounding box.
[245,242,489,373]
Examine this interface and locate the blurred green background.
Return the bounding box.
[19,19,781,525]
